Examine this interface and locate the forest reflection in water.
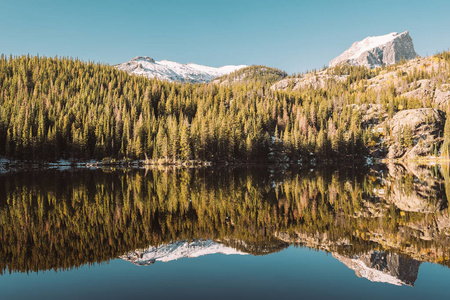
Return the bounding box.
[0,163,449,287]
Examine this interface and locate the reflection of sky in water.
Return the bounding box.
[1,246,450,300]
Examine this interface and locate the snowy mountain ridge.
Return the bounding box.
[116,56,246,83]
[120,239,247,266]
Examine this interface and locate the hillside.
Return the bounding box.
[0,52,450,163]
[271,52,450,159]
[211,65,288,86]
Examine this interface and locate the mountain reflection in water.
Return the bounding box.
[0,164,449,287]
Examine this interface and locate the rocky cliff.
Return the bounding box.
[330,31,418,68]
[334,251,421,286]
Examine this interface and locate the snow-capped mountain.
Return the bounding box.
[115,56,246,83]
[330,31,418,68]
[333,251,421,286]
[120,239,247,266]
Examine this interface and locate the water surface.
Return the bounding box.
[0,165,449,299]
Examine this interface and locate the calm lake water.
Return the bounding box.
[0,165,449,299]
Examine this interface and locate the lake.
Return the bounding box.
[0,164,449,299]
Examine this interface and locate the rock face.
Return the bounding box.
[330,31,418,69]
[334,251,421,286]
[385,108,445,159]
[116,56,246,83]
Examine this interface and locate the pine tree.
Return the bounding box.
[179,120,192,161]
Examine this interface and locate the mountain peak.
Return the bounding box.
[333,251,421,286]
[131,56,156,63]
[330,31,418,68]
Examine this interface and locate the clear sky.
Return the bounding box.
[1,0,449,74]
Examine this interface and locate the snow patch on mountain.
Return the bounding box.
[120,239,247,266]
[116,56,246,83]
[344,32,401,61]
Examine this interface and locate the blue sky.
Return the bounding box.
[1,0,449,74]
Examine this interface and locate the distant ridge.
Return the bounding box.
[120,239,247,266]
[116,56,246,83]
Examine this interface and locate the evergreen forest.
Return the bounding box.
[0,53,450,162]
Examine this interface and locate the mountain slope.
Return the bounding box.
[116,56,246,83]
[330,31,418,68]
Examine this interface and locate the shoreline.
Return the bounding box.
[0,157,374,172]
[2,155,448,172]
